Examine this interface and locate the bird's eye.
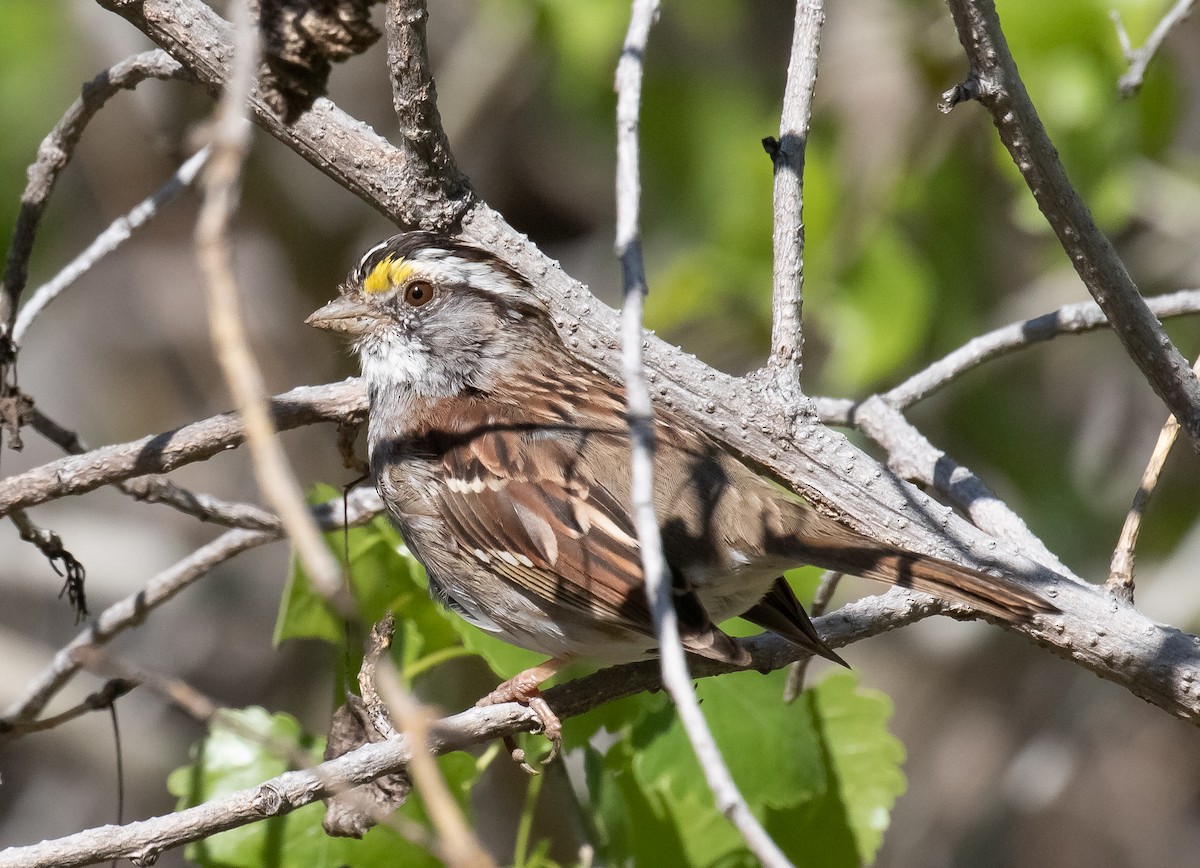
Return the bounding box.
[404,279,435,307]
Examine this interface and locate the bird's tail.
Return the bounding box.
[797,518,1056,622]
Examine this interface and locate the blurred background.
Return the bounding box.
[2,0,1200,865]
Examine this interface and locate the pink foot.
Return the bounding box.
[476,660,565,773]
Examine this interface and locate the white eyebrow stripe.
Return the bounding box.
[355,238,397,279]
[407,257,530,301]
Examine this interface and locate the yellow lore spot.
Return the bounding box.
[363,256,416,294]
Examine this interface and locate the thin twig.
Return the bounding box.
[12,147,210,346]
[0,380,367,517]
[195,2,350,613]
[73,647,334,777]
[0,699,538,868]
[358,616,400,740]
[383,0,473,228]
[881,288,1200,412]
[375,653,495,867]
[8,575,1200,867]
[1112,0,1197,97]
[119,476,283,530]
[1108,354,1200,601]
[0,487,382,734]
[615,3,792,866]
[942,0,1200,450]
[78,645,439,858]
[0,50,189,344]
[9,508,88,621]
[0,528,272,734]
[107,701,125,839]
[0,679,136,736]
[766,0,825,396]
[27,406,282,531]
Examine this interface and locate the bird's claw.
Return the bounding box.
[478,676,562,774]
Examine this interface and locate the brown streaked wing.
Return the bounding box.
[438,425,651,632]
[434,421,749,665]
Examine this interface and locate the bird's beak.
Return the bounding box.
[306,296,375,337]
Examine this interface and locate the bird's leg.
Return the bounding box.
[477,658,567,774]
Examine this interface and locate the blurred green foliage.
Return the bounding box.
[0,1,70,258]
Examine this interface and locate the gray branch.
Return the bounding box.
[767,0,825,397]
[1113,0,1196,97]
[615,2,793,865]
[883,287,1200,411]
[28,406,282,531]
[942,0,1200,449]
[5,572,1197,867]
[0,380,366,516]
[0,486,382,733]
[1,50,189,344]
[12,146,210,346]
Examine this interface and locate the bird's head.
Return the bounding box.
[307,232,558,400]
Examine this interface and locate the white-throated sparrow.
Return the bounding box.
[308,232,1052,735]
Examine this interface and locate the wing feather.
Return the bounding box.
[432,421,747,664]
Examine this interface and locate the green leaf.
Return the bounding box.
[586,670,904,867]
[632,669,826,811]
[274,486,459,659]
[587,740,749,868]
[561,689,670,753]
[167,707,472,868]
[764,673,906,867]
[809,673,907,864]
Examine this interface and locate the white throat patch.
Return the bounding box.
[358,332,428,390]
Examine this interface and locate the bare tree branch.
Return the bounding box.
[28,405,282,531]
[0,700,539,868]
[1112,0,1196,97]
[0,679,136,736]
[0,486,382,735]
[881,288,1200,412]
[9,569,1200,868]
[383,0,473,229]
[941,0,1200,450]
[0,50,189,347]
[374,644,496,868]
[195,1,348,613]
[8,508,87,620]
[0,380,366,516]
[12,146,210,347]
[1108,354,1200,601]
[95,0,463,229]
[1,527,272,734]
[766,0,825,397]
